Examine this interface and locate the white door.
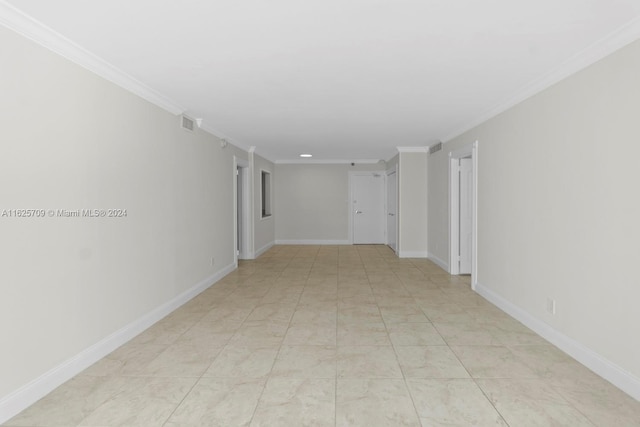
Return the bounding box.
[352,173,385,244]
[459,158,472,274]
[386,170,397,252]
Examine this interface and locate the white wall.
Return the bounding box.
[428,38,640,394]
[0,25,246,410]
[253,153,275,256]
[398,152,428,257]
[275,164,348,243]
[274,163,386,244]
[427,149,449,267]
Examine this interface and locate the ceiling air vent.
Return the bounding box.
[429,142,443,154]
[181,115,195,132]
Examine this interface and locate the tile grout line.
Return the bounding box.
[245,248,294,426]
[378,256,431,426]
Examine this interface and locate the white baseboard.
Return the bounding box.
[254,241,274,258]
[0,263,236,424]
[475,282,640,401]
[275,239,350,245]
[427,252,449,271]
[398,250,429,258]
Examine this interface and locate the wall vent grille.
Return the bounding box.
[181,115,195,132]
[429,142,443,154]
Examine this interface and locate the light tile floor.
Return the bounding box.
[5,245,640,426]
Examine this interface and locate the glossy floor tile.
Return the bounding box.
[251,378,335,426]
[336,379,420,426]
[407,379,507,426]
[4,245,639,426]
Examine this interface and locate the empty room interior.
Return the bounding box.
[1,1,640,425]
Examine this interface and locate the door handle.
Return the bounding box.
[388,213,395,216]
[355,210,363,214]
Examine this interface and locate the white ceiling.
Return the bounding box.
[5,0,640,162]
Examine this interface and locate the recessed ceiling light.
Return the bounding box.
[300,154,312,158]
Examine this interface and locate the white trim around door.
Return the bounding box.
[449,141,478,289]
[233,157,250,265]
[386,166,398,253]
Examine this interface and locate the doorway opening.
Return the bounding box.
[449,142,478,289]
[386,167,397,253]
[234,157,250,264]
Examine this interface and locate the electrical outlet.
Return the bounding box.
[211,257,215,266]
[546,298,556,315]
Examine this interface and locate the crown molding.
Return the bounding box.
[247,147,278,163]
[275,158,382,165]
[442,15,640,143]
[0,1,184,115]
[226,140,251,154]
[396,147,428,153]
[198,121,226,140]
[198,121,247,151]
